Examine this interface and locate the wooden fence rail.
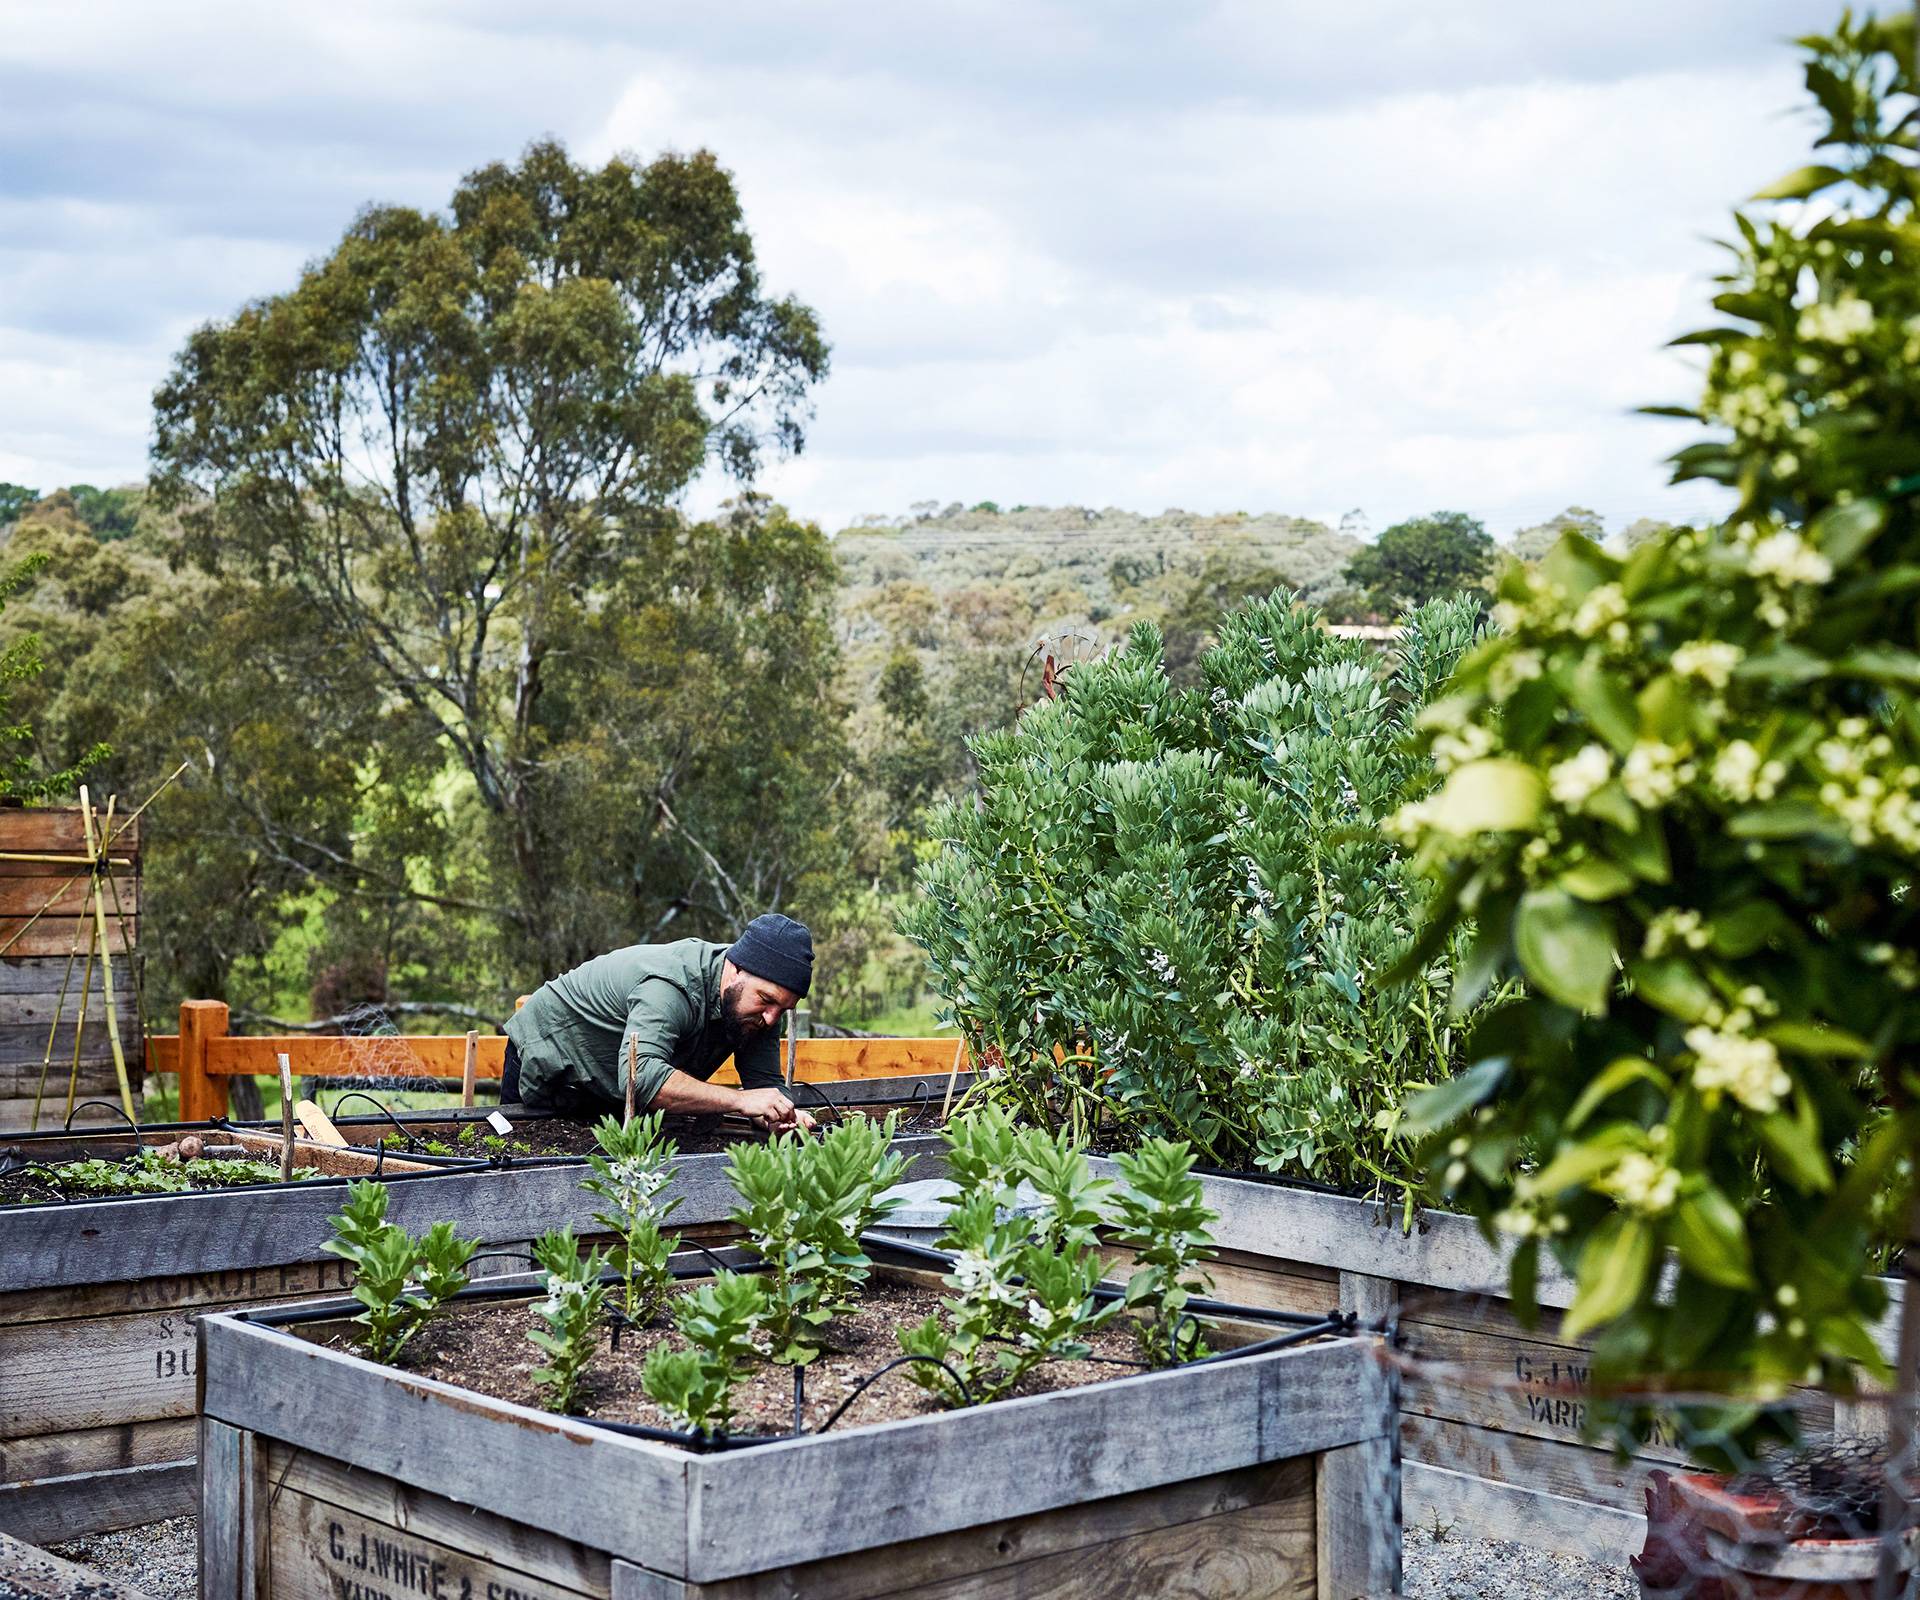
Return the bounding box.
[145,1001,970,1120]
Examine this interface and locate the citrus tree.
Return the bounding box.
[1394,10,1919,1399]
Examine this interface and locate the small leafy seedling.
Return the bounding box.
[1107,1138,1217,1365]
[641,1270,767,1437]
[526,1227,610,1413]
[899,1116,1118,1405]
[322,1181,477,1364]
[582,1112,682,1326]
[726,1115,906,1364]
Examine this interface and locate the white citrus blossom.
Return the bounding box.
[1572,583,1628,639]
[1643,907,1710,958]
[1796,293,1874,343]
[1748,530,1833,587]
[1622,741,1692,808]
[1432,722,1496,772]
[1599,1151,1681,1216]
[1686,1025,1792,1114]
[1712,739,1786,802]
[1547,743,1612,809]
[1671,640,1743,690]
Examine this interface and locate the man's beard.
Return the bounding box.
[720,979,770,1050]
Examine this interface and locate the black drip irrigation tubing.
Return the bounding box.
[327,1093,429,1151]
[65,1099,144,1145]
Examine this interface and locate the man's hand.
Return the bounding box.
[736,1087,818,1135]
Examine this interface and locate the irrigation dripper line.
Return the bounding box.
[326,1092,428,1151]
[812,1355,978,1432]
[857,1231,1340,1331]
[64,1098,143,1148]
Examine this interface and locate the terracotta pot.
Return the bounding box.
[1635,1468,1913,1600]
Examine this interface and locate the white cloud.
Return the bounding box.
[0,0,1841,541]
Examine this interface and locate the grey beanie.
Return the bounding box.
[727,913,813,998]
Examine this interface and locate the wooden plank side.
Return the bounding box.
[0,1527,159,1600]
[1401,1414,1662,1517]
[0,1259,356,1328]
[1100,1244,1337,1321]
[0,957,137,995]
[0,919,134,957]
[881,1490,1314,1600]
[1404,1461,1646,1566]
[0,811,141,856]
[0,1461,192,1545]
[0,1133,844,1290]
[0,1418,196,1485]
[677,1459,1313,1600]
[199,1317,692,1577]
[201,1419,249,1600]
[207,1036,508,1080]
[268,1483,606,1600]
[710,1038,967,1086]
[265,1442,614,1600]
[0,984,141,1026]
[147,1034,972,1088]
[0,1053,135,1090]
[683,1336,1388,1581]
[1317,1438,1399,1600]
[0,878,142,918]
[0,1095,122,1132]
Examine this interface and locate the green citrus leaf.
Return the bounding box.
[1752,164,1847,200]
[1671,1186,1755,1290]
[1562,1214,1655,1341]
[1514,889,1616,1014]
[1425,760,1544,836]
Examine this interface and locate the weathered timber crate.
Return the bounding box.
[0,808,143,1133]
[197,1265,1400,1600]
[0,1119,946,1543]
[1090,1161,1897,1565]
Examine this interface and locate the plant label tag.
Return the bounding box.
[486,1111,513,1136]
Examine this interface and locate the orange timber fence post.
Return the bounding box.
[179,999,229,1122]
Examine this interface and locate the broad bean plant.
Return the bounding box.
[724,1115,907,1364]
[1394,11,1920,1402]
[321,1181,477,1364]
[527,1227,611,1413]
[641,1272,768,1437]
[902,591,1485,1206]
[582,1112,682,1327]
[900,1113,1215,1405]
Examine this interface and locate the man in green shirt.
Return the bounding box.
[502,914,817,1133]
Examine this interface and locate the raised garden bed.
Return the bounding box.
[314,1071,966,1163]
[197,1243,1401,1599]
[1092,1161,1899,1565]
[0,1112,947,1544]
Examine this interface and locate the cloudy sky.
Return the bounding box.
[1,1,1842,538]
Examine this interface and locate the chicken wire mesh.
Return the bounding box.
[1324,1283,1919,1600]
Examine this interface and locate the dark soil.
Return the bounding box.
[349,1277,1153,1438]
[388,1105,938,1162]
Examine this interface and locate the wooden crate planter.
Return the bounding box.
[0,1120,946,1543]
[1091,1161,1896,1565]
[196,1263,1400,1600]
[0,808,142,1133]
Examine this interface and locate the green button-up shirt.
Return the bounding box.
[504,939,782,1110]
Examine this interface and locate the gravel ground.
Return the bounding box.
[1403,1525,1637,1599]
[47,1516,196,1600]
[43,1513,1639,1600]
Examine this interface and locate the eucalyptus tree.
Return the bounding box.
[150,141,831,970]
